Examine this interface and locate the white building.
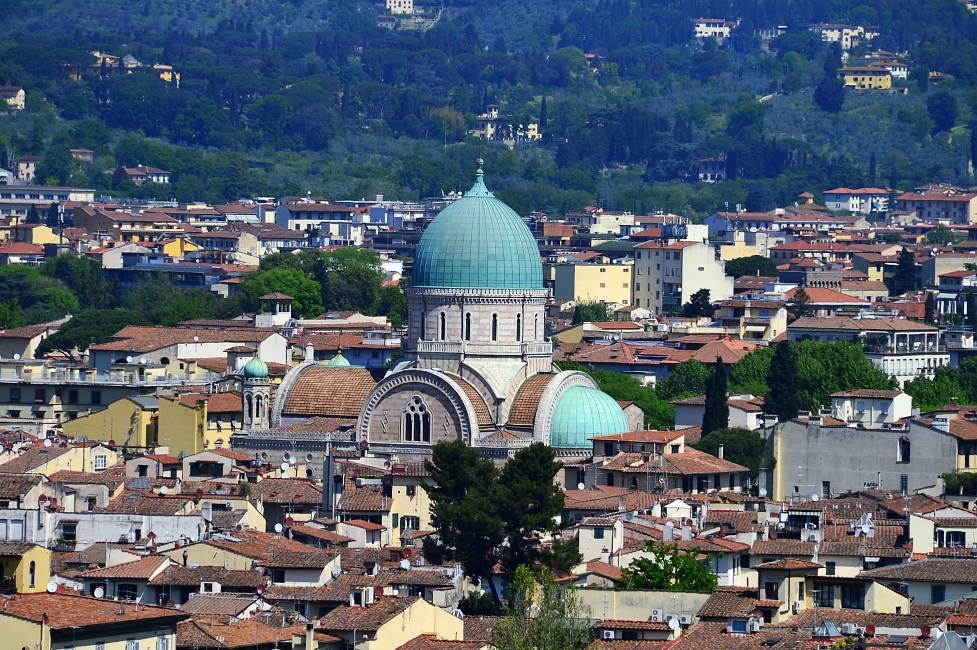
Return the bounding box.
[386,0,413,14]
[631,241,734,315]
[822,187,890,214]
[691,18,737,40]
[809,23,875,50]
[830,389,914,428]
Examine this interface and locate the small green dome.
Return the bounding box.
[412,164,543,290]
[550,385,629,448]
[243,356,269,379]
[327,351,351,367]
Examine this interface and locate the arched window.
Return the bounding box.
[255,395,263,422]
[29,561,35,588]
[420,313,426,340]
[516,314,522,342]
[245,394,253,423]
[440,312,446,341]
[465,313,471,341]
[403,396,431,443]
[491,314,498,341]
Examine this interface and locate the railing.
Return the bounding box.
[416,341,463,354]
[522,342,552,355]
[742,317,773,325]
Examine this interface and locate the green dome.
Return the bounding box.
[243,356,269,379]
[413,164,543,290]
[327,351,351,367]
[550,385,629,448]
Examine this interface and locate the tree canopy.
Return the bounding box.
[617,540,719,592]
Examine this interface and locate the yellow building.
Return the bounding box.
[11,224,61,245]
[157,393,208,456]
[838,66,892,90]
[553,263,633,305]
[318,597,465,650]
[63,395,159,448]
[0,592,185,650]
[157,236,202,259]
[14,443,121,475]
[0,543,51,593]
[719,230,770,261]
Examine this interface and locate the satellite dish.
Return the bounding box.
[160,486,169,495]
[665,521,674,527]
[400,559,411,570]
[274,523,283,533]
[624,513,633,521]
[281,462,290,471]
[46,581,57,593]
[668,618,681,631]
[94,587,105,598]
[811,494,820,502]
[759,488,768,498]
[332,565,342,577]
[126,356,133,363]
[140,357,148,364]
[281,471,290,479]
[577,482,586,491]
[44,439,52,448]
[193,336,199,342]
[13,353,20,360]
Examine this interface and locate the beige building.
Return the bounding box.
[717,299,788,341]
[0,85,26,110]
[0,592,186,650]
[809,23,875,49]
[553,263,633,305]
[631,241,734,315]
[63,395,159,448]
[719,230,771,261]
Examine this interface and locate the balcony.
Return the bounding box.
[416,341,463,355]
[742,316,773,326]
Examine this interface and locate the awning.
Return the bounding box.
[745,326,767,332]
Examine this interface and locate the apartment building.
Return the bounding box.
[553,262,633,305]
[631,241,734,315]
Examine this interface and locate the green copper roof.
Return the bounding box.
[413,162,543,290]
[243,356,269,379]
[550,385,629,448]
[327,351,351,366]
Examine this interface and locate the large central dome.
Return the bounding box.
[412,164,543,290]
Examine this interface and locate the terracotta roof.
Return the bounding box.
[697,586,765,618]
[789,315,936,332]
[80,554,170,580]
[0,593,188,629]
[751,540,816,557]
[766,608,944,630]
[445,373,492,425]
[860,559,977,583]
[260,548,339,569]
[0,445,73,473]
[177,594,260,616]
[588,641,666,650]
[660,448,749,475]
[831,389,904,399]
[317,596,422,632]
[339,478,391,513]
[178,391,242,412]
[464,616,499,641]
[0,473,43,498]
[200,529,314,561]
[593,620,671,631]
[507,373,556,427]
[281,365,376,418]
[102,492,192,516]
[250,478,322,504]
[344,518,386,531]
[0,323,51,338]
[585,560,623,581]
[148,565,266,588]
[89,327,278,353]
[590,430,684,444]
[752,558,822,571]
[396,635,486,650]
[178,617,302,649]
[0,542,42,556]
[291,524,355,544]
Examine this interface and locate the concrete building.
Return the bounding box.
[631,241,734,315]
[691,18,737,40]
[830,389,914,427]
[839,67,892,90]
[767,417,959,501]
[0,186,94,220]
[553,262,633,305]
[823,187,891,214]
[898,191,977,224]
[809,23,875,50]
[0,85,26,110]
[717,299,788,341]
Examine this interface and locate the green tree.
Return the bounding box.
[702,356,729,435]
[35,143,76,185]
[422,440,505,606]
[724,255,779,278]
[927,91,958,133]
[693,427,775,489]
[765,341,801,421]
[490,567,592,650]
[173,97,226,145]
[26,204,41,224]
[968,293,977,331]
[744,181,776,212]
[35,309,149,359]
[538,538,583,574]
[0,298,26,329]
[892,247,917,295]
[572,300,613,324]
[925,292,936,325]
[40,255,114,310]
[657,360,709,401]
[788,287,812,320]
[618,540,718,591]
[241,268,324,318]
[681,289,714,319]
[926,224,955,245]
[497,443,565,592]
[814,75,846,113]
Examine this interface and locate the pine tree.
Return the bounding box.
[766,341,801,421]
[702,356,729,435]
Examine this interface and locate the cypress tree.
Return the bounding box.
[924,292,936,325]
[702,356,729,435]
[766,341,801,422]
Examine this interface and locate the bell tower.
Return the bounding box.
[241,356,270,431]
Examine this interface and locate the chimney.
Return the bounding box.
[305,622,315,650]
[718,445,724,460]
